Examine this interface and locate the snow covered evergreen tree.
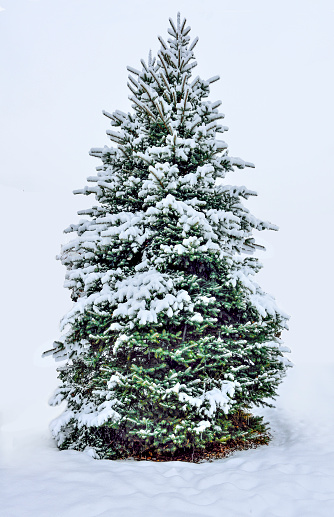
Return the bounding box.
[45,14,290,459]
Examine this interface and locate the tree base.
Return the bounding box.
[57,411,270,462]
[128,434,270,463]
[105,411,271,462]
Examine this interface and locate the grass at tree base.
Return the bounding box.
[113,412,271,463]
[130,434,270,463]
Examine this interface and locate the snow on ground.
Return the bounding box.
[1,363,333,517]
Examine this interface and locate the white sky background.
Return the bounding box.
[0,0,334,435]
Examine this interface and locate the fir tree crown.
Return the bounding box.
[45,13,290,460]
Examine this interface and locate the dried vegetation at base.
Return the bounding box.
[122,412,271,463]
[130,435,270,463]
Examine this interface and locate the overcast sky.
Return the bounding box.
[1,0,334,435]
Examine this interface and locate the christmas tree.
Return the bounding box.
[45,13,290,460]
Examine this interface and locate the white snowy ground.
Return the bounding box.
[1,363,333,517]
